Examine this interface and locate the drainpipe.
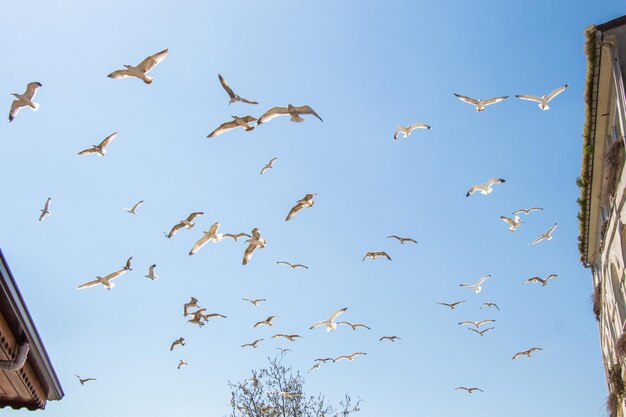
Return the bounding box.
[0,342,29,371]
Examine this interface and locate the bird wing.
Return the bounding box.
[208,222,220,235]
[8,100,24,121]
[408,122,431,131]
[527,207,543,213]
[328,308,348,323]
[285,202,304,221]
[531,235,545,245]
[43,198,51,212]
[454,93,479,105]
[523,277,542,285]
[482,96,508,106]
[486,178,505,187]
[528,347,542,353]
[102,269,126,281]
[546,223,558,236]
[130,200,143,211]
[393,128,403,140]
[468,328,481,334]
[545,84,568,102]
[458,321,476,326]
[515,94,542,103]
[239,97,259,105]
[334,355,349,362]
[251,228,261,239]
[309,321,325,330]
[78,147,98,156]
[137,49,169,73]
[476,319,495,326]
[512,352,524,360]
[107,69,131,79]
[381,251,392,260]
[500,216,515,227]
[277,261,292,267]
[243,243,257,265]
[218,74,236,99]
[475,275,492,286]
[257,107,289,124]
[24,82,42,100]
[186,212,204,222]
[190,233,211,255]
[98,132,118,148]
[292,264,308,269]
[208,120,240,138]
[466,185,481,196]
[168,222,185,238]
[292,105,323,122]
[76,279,102,289]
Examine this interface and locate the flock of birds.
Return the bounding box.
[8,47,567,401]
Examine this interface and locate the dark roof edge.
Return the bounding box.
[0,249,63,401]
[598,14,626,32]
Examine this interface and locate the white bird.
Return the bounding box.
[460,275,492,293]
[336,321,371,330]
[286,194,316,221]
[363,251,392,261]
[9,82,42,122]
[243,228,267,265]
[523,274,558,286]
[218,74,258,105]
[76,268,127,290]
[333,352,366,362]
[258,104,323,124]
[394,122,431,140]
[145,264,158,280]
[516,84,568,110]
[165,212,204,239]
[75,375,96,385]
[254,316,277,327]
[184,297,201,317]
[500,215,523,232]
[170,337,185,351]
[466,178,506,197]
[108,49,169,84]
[207,116,257,138]
[78,132,118,156]
[386,235,417,244]
[458,319,496,328]
[530,223,558,245]
[310,308,348,332]
[260,157,278,175]
[453,93,508,112]
[189,222,223,255]
[123,200,144,215]
[241,339,264,349]
[39,197,51,221]
[276,261,308,269]
[512,347,542,360]
[242,298,266,306]
[513,207,543,216]
[271,334,303,342]
[177,360,189,369]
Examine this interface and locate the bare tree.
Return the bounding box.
[228,355,361,417]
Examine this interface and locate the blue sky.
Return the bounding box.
[1,1,622,416]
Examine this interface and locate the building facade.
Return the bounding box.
[580,15,626,417]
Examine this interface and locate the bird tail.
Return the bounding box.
[290,114,305,123]
[143,76,154,84]
[31,102,40,111]
[539,103,549,110]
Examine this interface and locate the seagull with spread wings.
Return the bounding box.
[513,207,543,216]
[466,178,506,197]
[177,360,189,369]
[530,223,558,245]
[285,193,316,221]
[145,264,158,280]
[39,198,51,221]
[481,302,500,310]
[108,49,169,84]
[165,212,204,239]
[387,235,417,244]
[170,337,185,351]
[437,301,466,310]
[379,335,401,342]
[333,352,366,362]
[363,251,392,261]
[468,327,495,336]
[276,261,309,269]
[223,232,251,242]
[393,122,431,140]
[455,387,483,394]
[460,275,492,293]
[337,322,371,331]
[242,298,266,306]
[243,228,267,265]
[523,274,558,286]
[184,297,201,317]
[310,308,347,332]
[454,93,508,112]
[75,375,96,385]
[500,215,523,232]
[9,82,42,122]
[271,334,303,342]
[189,222,223,255]
[76,268,127,290]
[78,132,118,156]
[187,309,207,326]
[459,319,496,328]
[260,157,278,175]
[207,116,257,138]
[254,316,277,327]
[241,339,264,349]
[516,84,568,110]
[512,347,542,360]
[258,104,323,124]
[124,200,143,215]
[218,74,258,105]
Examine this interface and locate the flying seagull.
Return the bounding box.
[184,297,201,317]
[315,358,334,363]
[460,275,492,293]
[258,104,323,125]
[437,301,466,310]
[466,178,506,197]
[75,375,96,385]
[241,339,264,348]
[454,93,508,112]
[122,257,133,271]
[523,274,558,286]
[187,309,207,326]
[516,84,568,110]
[145,264,158,280]
[108,49,169,84]
[218,74,258,105]
[337,321,371,330]
[379,336,401,342]
[260,157,278,175]
[286,193,316,221]
[223,232,251,242]
[165,212,204,239]
[78,132,118,156]
[189,222,223,255]
[481,302,500,310]
[177,360,189,369]
[254,316,277,327]
[76,268,127,290]
[124,200,144,215]
[276,348,292,354]
[170,337,185,351]
[363,251,392,261]
[242,298,266,306]
[387,235,417,245]
[207,116,257,138]
[393,122,431,140]
[468,327,495,336]
[333,352,366,362]
[455,387,483,394]
[9,82,42,122]
[39,198,51,221]
[310,308,348,332]
[276,261,309,269]
[458,319,496,328]
[500,215,523,232]
[512,347,542,360]
[243,228,267,265]
[513,207,543,216]
[530,223,558,245]
[271,334,303,342]
[308,363,322,373]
